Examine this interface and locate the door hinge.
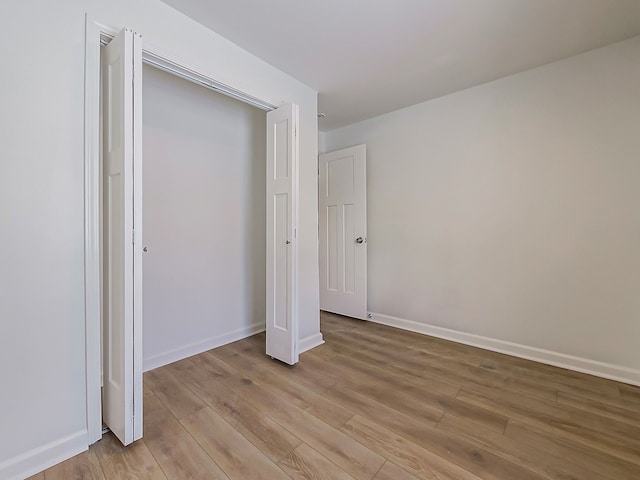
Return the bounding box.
[132,229,135,245]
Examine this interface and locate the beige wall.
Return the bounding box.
[324,36,640,374]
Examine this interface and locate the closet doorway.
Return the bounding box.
[89,25,300,447]
[141,59,268,373]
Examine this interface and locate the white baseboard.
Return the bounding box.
[0,430,87,480]
[299,332,325,354]
[368,312,640,387]
[143,322,265,372]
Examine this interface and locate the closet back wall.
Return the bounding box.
[142,65,266,371]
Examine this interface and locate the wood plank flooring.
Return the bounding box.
[33,312,640,479]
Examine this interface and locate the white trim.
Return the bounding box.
[83,14,105,446]
[143,323,266,372]
[368,312,640,387]
[97,31,277,112]
[142,51,277,111]
[299,332,325,354]
[0,430,87,480]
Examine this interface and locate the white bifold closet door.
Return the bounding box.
[102,27,143,446]
[266,103,299,365]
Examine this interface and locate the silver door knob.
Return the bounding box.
[355,237,364,244]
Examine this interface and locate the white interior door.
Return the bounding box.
[266,103,299,365]
[102,28,143,446]
[319,145,367,319]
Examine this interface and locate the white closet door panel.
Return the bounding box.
[102,27,142,446]
[266,103,299,365]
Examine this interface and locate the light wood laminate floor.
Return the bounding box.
[32,312,640,479]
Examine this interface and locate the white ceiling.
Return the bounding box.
[161,0,640,131]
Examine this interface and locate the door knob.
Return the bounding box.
[355,237,364,244]
[143,246,148,252]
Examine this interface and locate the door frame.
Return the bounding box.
[83,15,291,445]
